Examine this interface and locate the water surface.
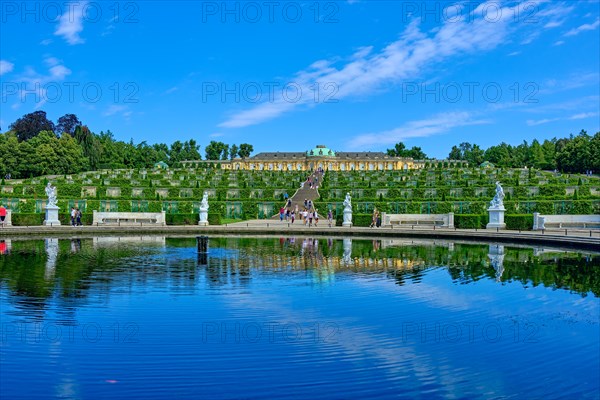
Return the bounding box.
[1,236,599,399]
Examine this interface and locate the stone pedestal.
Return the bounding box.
[342,208,352,227]
[44,205,61,226]
[486,206,506,230]
[198,207,209,226]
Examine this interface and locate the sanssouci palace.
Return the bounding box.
[181,145,465,171]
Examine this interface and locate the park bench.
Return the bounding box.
[92,211,166,226]
[533,213,600,230]
[381,213,454,228]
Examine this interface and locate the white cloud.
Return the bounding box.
[13,58,72,108]
[347,112,490,149]
[0,60,14,75]
[526,118,559,126]
[219,1,570,128]
[507,51,521,56]
[553,40,565,46]
[569,112,599,120]
[209,132,225,138]
[103,105,130,117]
[526,111,599,126]
[40,39,53,46]
[564,17,600,37]
[54,2,87,45]
[164,87,178,95]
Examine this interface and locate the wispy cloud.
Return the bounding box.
[526,111,599,126]
[553,40,565,46]
[564,17,600,37]
[13,57,72,108]
[507,51,521,56]
[164,87,178,95]
[0,60,14,75]
[103,105,132,118]
[219,1,571,128]
[54,1,87,45]
[347,112,490,149]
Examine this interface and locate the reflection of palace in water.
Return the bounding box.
[1,236,597,323]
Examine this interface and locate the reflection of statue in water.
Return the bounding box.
[200,191,209,211]
[45,183,57,207]
[490,181,505,208]
[343,193,352,210]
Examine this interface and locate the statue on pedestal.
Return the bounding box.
[199,191,209,226]
[342,192,353,227]
[489,181,505,209]
[45,183,57,207]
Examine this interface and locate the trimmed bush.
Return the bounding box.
[208,213,222,225]
[505,214,533,231]
[166,214,199,225]
[455,214,486,229]
[11,213,44,226]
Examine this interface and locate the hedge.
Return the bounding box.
[455,214,486,229]
[505,214,533,231]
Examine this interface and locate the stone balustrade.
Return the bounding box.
[381,212,454,228]
[533,213,600,230]
[92,211,166,226]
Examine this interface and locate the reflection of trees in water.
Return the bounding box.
[1,238,598,319]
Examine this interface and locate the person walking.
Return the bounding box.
[291,211,295,224]
[327,209,333,227]
[76,208,82,226]
[70,207,76,226]
[314,209,319,227]
[0,204,6,227]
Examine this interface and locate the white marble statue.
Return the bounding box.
[200,191,209,211]
[342,192,353,227]
[343,192,352,211]
[489,181,505,209]
[45,183,58,207]
[199,191,209,226]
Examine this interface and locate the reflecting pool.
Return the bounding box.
[1,236,599,399]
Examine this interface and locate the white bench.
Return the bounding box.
[93,211,166,226]
[533,213,600,230]
[0,209,12,227]
[381,212,454,228]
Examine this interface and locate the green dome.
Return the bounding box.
[306,145,336,157]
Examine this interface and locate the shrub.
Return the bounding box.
[208,213,222,225]
[12,213,44,226]
[166,214,199,225]
[505,214,533,230]
[455,214,486,229]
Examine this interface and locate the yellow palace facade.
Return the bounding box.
[183,145,463,171]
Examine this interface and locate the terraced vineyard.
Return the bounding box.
[0,165,598,226]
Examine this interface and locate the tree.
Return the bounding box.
[448,145,462,160]
[205,141,228,160]
[221,144,230,160]
[230,144,239,160]
[237,143,254,159]
[387,142,407,157]
[56,113,81,136]
[407,146,427,159]
[9,111,55,141]
[74,126,100,170]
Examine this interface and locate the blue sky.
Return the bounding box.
[1,0,599,158]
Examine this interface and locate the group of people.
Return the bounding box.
[70,207,83,226]
[370,208,382,228]
[279,200,335,227]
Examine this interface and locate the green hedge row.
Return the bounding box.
[10,213,224,226]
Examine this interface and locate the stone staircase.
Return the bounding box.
[273,171,323,217]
